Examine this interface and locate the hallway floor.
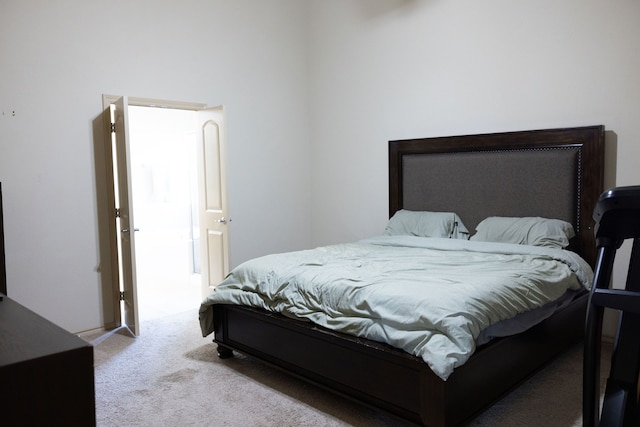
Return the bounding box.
[135,229,202,322]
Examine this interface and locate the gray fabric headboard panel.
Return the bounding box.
[401,148,579,233]
[388,125,605,267]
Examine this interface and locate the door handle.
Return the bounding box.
[121,228,140,233]
[216,217,231,224]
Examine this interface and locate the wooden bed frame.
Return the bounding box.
[210,125,605,426]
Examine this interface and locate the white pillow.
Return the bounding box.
[384,210,469,239]
[470,216,575,248]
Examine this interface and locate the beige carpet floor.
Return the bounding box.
[83,309,611,427]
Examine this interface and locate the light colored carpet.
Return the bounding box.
[83,309,610,427]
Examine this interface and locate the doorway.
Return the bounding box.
[103,95,230,335]
[127,106,201,321]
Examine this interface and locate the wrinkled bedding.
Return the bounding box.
[199,235,592,380]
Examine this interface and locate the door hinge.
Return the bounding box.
[119,291,125,301]
[115,208,121,218]
[110,122,116,133]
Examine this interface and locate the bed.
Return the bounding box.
[199,125,605,426]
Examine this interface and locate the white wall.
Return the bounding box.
[0,0,311,332]
[308,0,640,245]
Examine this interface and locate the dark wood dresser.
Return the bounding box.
[0,182,6,295]
[0,296,96,426]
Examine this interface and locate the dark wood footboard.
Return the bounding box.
[212,292,587,426]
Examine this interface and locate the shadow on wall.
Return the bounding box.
[358,0,423,18]
[603,130,617,191]
[92,109,119,331]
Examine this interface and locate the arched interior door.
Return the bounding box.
[195,106,230,298]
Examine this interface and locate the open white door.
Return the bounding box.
[110,96,140,335]
[195,106,230,298]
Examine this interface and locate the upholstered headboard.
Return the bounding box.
[389,126,605,267]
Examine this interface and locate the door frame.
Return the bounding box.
[103,95,207,111]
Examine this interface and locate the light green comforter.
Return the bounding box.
[199,235,592,380]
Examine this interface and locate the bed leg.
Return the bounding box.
[217,344,234,359]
